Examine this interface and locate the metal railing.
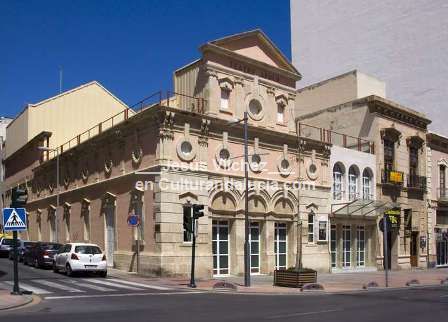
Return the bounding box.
[407,174,426,190]
[43,91,207,161]
[437,188,448,202]
[297,123,374,154]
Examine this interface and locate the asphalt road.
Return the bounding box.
[1,258,447,322]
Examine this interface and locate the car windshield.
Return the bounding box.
[42,244,61,250]
[75,246,102,255]
[24,242,36,247]
[1,239,15,246]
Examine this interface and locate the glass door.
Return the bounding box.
[250,222,260,274]
[356,226,365,267]
[330,224,337,268]
[343,225,351,268]
[274,223,287,270]
[212,220,229,276]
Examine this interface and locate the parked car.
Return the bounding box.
[0,238,21,257]
[53,243,107,277]
[8,240,37,261]
[23,242,62,268]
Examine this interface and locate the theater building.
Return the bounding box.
[296,70,431,270]
[3,30,360,277]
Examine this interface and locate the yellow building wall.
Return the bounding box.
[6,81,128,158]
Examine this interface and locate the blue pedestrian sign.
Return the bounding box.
[2,208,27,231]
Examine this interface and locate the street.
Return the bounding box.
[0,258,447,322]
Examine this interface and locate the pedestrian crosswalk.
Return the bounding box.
[0,277,174,297]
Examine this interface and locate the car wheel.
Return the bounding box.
[66,264,74,277]
[34,259,40,269]
[99,271,107,278]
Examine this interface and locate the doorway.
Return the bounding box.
[410,232,419,267]
[104,207,116,267]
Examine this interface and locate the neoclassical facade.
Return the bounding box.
[4,30,342,277]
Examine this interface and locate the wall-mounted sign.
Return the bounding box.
[389,171,404,183]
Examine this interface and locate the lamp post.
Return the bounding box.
[228,111,250,287]
[38,146,60,243]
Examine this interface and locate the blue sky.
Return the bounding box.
[0,0,291,118]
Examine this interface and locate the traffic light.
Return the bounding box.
[183,205,193,234]
[192,204,204,219]
[11,187,28,209]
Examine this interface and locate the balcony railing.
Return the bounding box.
[407,174,427,190]
[381,169,404,185]
[437,188,448,203]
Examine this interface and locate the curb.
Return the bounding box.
[0,294,34,311]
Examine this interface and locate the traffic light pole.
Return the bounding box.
[11,230,20,295]
[189,221,197,288]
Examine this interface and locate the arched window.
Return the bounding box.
[362,168,373,200]
[333,163,345,200]
[348,166,359,201]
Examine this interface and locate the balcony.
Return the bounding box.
[437,188,448,204]
[381,169,404,186]
[407,174,427,191]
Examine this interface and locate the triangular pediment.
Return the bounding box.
[203,29,300,77]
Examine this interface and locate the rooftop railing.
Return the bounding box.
[43,91,206,161]
[298,123,374,154]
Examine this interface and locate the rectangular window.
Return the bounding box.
[384,139,394,171]
[249,222,260,274]
[362,175,371,200]
[318,221,327,241]
[330,225,337,268]
[212,220,229,276]
[83,211,90,242]
[348,173,357,200]
[220,89,230,110]
[440,165,446,197]
[64,209,70,242]
[277,104,284,123]
[274,223,287,270]
[343,225,351,268]
[333,171,343,200]
[356,226,365,267]
[308,213,314,243]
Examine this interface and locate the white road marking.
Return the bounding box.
[44,291,207,300]
[34,279,84,293]
[4,281,52,294]
[64,279,116,292]
[266,309,342,319]
[106,278,171,290]
[81,279,144,290]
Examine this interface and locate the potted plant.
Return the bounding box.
[274,267,317,288]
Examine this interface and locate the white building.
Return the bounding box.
[291,0,448,135]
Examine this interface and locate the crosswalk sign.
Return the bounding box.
[2,208,27,231]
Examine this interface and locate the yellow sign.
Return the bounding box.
[389,171,403,183]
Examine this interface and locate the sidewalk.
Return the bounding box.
[108,267,448,294]
[0,290,33,310]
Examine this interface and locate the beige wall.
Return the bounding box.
[6,81,128,158]
[296,70,386,117]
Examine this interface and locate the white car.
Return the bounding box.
[53,243,107,277]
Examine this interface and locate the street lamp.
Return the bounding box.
[37,146,60,243]
[228,111,250,287]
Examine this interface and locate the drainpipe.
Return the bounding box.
[295,121,302,270]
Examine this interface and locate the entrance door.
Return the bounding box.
[104,207,115,267]
[437,237,448,266]
[212,220,229,276]
[249,222,260,274]
[410,232,419,267]
[274,223,287,270]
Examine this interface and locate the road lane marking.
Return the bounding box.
[266,309,342,319]
[106,278,172,290]
[4,281,52,294]
[44,291,207,300]
[34,279,84,293]
[81,279,144,290]
[65,279,116,292]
